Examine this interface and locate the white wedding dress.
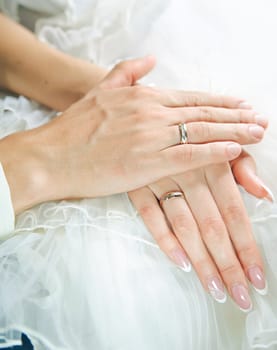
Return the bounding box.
[1,0,277,349]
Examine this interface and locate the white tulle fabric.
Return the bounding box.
[0,0,277,349]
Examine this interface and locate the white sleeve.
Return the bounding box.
[0,162,15,240]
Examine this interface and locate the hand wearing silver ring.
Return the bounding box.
[5,56,266,214]
[129,149,272,312]
[170,119,264,147]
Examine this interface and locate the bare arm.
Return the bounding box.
[0,13,107,111]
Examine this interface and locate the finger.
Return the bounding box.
[166,106,267,128]
[156,122,264,152]
[174,169,252,311]
[159,142,242,176]
[231,150,274,202]
[205,163,267,296]
[186,122,264,144]
[157,90,249,109]
[149,178,227,304]
[128,187,191,271]
[100,56,156,89]
[162,123,264,149]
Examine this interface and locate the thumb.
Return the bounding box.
[100,56,156,89]
[231,150,274,202]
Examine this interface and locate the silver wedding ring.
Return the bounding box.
[178,123,188,144]
[159,191,185,206]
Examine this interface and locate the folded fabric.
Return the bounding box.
[0,162,15,240]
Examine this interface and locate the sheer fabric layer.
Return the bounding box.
[0,0,277,349]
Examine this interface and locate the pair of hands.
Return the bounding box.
[123,58,270,311]
[106,56,270,311]
[4,56,270,312]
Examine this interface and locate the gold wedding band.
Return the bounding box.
[159,191,185,206]
[178,123,188,144]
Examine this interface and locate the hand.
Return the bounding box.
[129,151,271,312]
[231,150,274,202]
[0,57,263,214]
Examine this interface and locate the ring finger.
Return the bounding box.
[173,169,252,312]
[149,178,228,304]
[154,122,264,151]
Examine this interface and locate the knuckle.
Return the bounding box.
[199,107,213,121]
[172,214,192,235]
[201,216,225,241]
[138,203,157,219]
[237,244,257,261]
[219,262,238,276]
[194,258,212,273]
[186,93,202,107]
[129,85,143,98]
[130,85,152,99]
[233,124,245,140]
[132,112,146,125]
[222,203,244,223]
[237,109,245,123]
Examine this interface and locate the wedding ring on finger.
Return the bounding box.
[178,123,189,144]
[159,191,185,206]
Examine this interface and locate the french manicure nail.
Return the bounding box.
[231,284,252,312]
[171,248,191,272]
[255,176,275,203]
[255,115,269,128]
[249,125,264,139]
[227,143,241,158]
[239,101,253,110]
[207,276,227,303]
[248,265,268,295]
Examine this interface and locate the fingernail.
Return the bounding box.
[248,265,268,295]
[239,101,253,109]
[255,176,275,203]
[207,276,227,303]
[227,143,241,158]
[255,115,269,128]
[231,284,252,312]
[170,248,191,272]
[249,125,264,140]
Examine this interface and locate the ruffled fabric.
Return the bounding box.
[0,0,277,349]
[0,0,167,64]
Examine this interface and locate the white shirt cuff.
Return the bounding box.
[0,162,15,240]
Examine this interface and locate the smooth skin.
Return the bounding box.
[0,14,271,312]
[0,56,251,213]
[129,154,269,311]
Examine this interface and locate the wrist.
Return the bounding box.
[0,131,52,214]
[45,52,108,111]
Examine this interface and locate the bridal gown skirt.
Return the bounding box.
[1,0,277,349]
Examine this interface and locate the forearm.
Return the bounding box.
[0,13,107,111]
